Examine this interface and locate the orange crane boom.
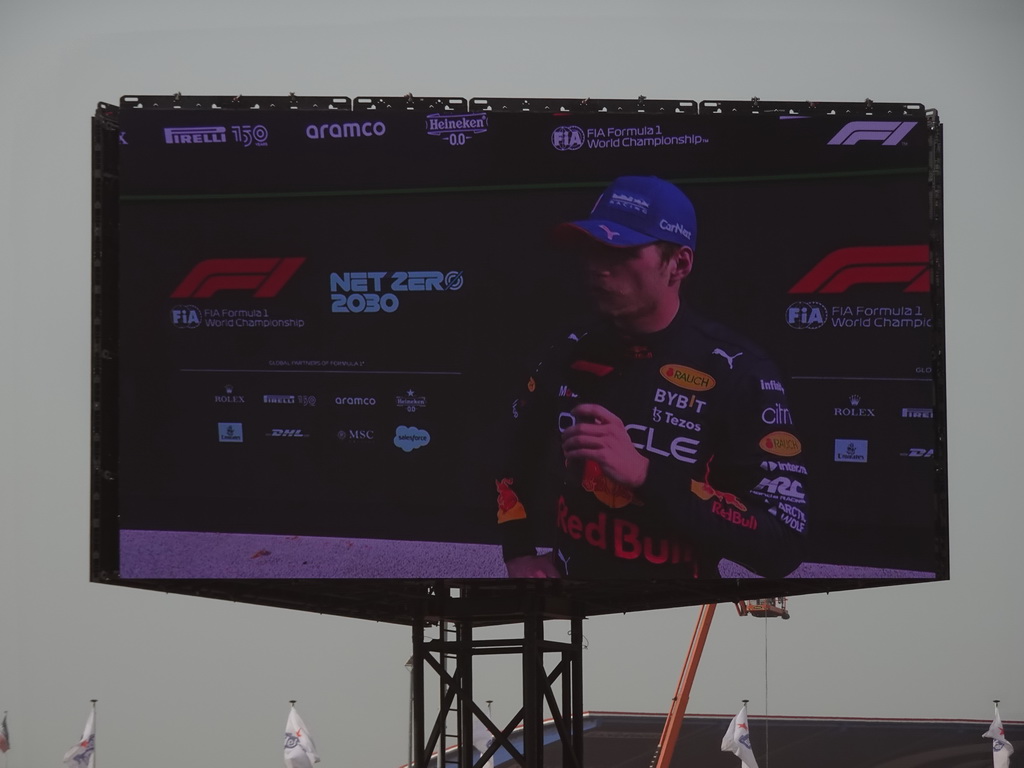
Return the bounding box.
[650,603,717,768]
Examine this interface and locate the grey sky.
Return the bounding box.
[2,0,1022,766]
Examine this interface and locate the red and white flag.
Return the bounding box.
[721,704,759,768]
[62,707,95,768]
[984,706,1014,768]
[284,705,320,768]
[0,711,10,753]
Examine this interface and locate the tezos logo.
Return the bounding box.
[171,305,202,328]
[394,426,430,452]
[551,125,585,151]
[835,439,868,463]
[786,301,828,330]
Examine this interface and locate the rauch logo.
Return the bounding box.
[760,432,801,457]
[659,365,715,392]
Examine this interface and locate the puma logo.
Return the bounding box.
[557,549,571,575]
[713,348,743,369]
[598,224,621,241]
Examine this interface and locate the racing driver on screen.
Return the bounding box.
[496,176,809,579]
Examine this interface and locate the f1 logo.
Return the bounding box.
[171,258,305,298]
[827,121,916,146]
[789,246,930,294]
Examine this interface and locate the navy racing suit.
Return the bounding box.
[496,306,809,579]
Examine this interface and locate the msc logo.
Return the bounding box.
[552,125,585,151]
[786,301,827,330]
[827,121,916,146]
[337,429,375,441]
[171,258,305,298]
[171,305,202,328]
[789,246,930,294]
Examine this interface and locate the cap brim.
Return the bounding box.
[552,220,659,249]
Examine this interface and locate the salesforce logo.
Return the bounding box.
[394,426,431,452]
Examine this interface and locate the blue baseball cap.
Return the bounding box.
[554,176,697,249]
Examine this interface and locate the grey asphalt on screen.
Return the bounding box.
[119,531,932,580]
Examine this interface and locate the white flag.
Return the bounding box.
[721,704,759,768]
[284,705,320,768]
[984,708,1014,768]
[62,708,96,768]
[473,716,495,768]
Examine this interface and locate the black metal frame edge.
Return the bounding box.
[926,110,950,580]
[114,95,926,116]
[91,102,122,581]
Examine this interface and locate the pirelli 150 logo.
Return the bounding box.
[330,270,464,313]
[164,125,269,147]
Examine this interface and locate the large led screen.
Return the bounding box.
[95,98,946,594]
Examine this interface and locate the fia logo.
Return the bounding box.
[171,305,202,328]
[786,301,827,330]
[551,126,585,151]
